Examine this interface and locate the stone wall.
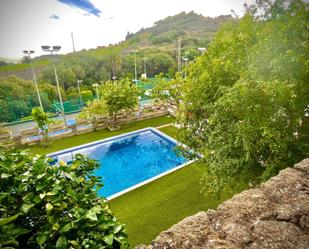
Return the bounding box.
[137,159,309,249]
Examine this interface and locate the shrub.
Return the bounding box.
[0,148,128,248]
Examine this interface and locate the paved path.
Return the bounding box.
[6,112,81,137]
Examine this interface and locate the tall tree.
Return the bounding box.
[179,0,309,193]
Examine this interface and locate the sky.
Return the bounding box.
[0,0,254,59]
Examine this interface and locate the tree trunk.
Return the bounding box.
[113,112,117,128]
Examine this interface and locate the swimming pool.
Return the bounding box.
[48,128,193,199]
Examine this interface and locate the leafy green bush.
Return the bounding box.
[0,148,128,248]
[81,90,93,102]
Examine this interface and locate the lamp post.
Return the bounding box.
[77,80,83,110]
[41,45,66,127]
[143,57,147,78]
[23,50,43,110]
[92,83,99,100]
[131,50,138,84]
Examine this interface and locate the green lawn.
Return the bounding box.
[109,126,236,248]
[158,125,178,138]
[28,115,175,155]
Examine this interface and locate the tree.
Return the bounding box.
[151,74,183,108]
[105,51,122,80]
[32,107,49,132]
[179,0,309,194]
[32,107,49,146]
[40,66,76,90]
[144,53,176,76]
[39,83,66,102]
[80,99,108,120]
[80,80,139,129]
[100,80,139,128]
[0,76,52,122]
[0,147,128,248]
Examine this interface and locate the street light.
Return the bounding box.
[23,50,43,110]
[131,50,138,84]
[92,83,99,100]
[77,80,83,110]
[41,45,66,127]
[143,57,147,78]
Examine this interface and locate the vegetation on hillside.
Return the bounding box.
[0,76,54,122]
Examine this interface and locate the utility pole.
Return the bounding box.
[112,60,116,82]
[131,50,138,84]
[77,80,83,110]
[22,50,43,110]
[71,32,76,53]
[182,57,188,79]
[177,39,182,71]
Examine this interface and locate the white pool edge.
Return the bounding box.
[107,158,197,200]
[48,127,154,157]
[47,126,200,200]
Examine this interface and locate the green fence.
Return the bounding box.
[1,78,161,123]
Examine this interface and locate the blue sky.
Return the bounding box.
[0,0,254,59]
[58,0,101,17]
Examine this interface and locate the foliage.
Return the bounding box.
[151,74,183,107]
[0,147,128,248]
[0,76,52,122]
[39,83,65,102]
[99,80,139,127]
[40,66,76,90]
[80,79,139,127]
[31,107,49,131]
[179,0,309,193]
[81,90,93,102]
[143,53,176,76]
[80,98,108,119]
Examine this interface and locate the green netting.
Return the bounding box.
[1,92,55,123]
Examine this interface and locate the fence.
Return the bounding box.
[2,78,161,124]
[16,103,170,145]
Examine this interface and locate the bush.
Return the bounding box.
[81,90,93,102]
[0,148,128,248]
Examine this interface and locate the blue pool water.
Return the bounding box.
[49,128,188,198]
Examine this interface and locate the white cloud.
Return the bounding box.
[0,0,253,59]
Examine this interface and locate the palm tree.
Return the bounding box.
[105,52,122,81]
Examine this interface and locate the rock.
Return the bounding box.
[137,159,309,249]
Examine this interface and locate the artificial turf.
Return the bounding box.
[27,115,175,155]
[110,126,236,248]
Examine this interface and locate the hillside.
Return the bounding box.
[0,12,234,80]
[125,11,233,49]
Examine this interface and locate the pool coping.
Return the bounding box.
[47,127,198,200]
